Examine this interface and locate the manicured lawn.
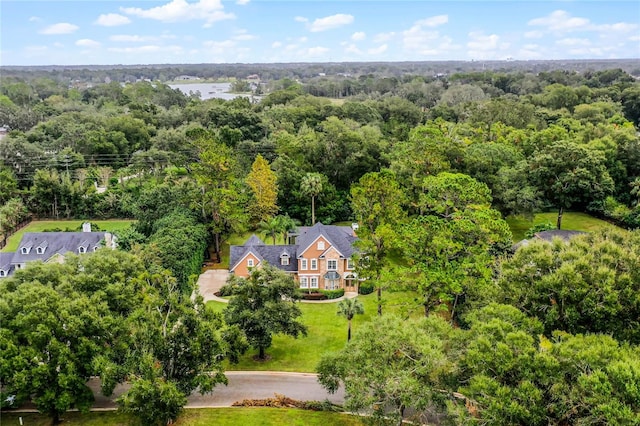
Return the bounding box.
[506,212,615,242]
[208,290,423,372]
[1,220,135,253]
[0,408,365,426]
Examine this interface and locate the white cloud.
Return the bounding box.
[236,0,250,4]
[524,30,544,39]
[232,29,257,41]
[556,37,591,46]
[29,16,42,22]
[110,34,158,42]
[368,44,388,55]
[76,39,101,48]
[630,35,640,42]
[344,43,362,55]
[528,10,590,33]
[308,14,354,32]
[121,0,234,27]
[467,31,509,59]
[202,40,236,54]
[402,18,459,56]
[518,44,545,59]
[351,31,366,41]
[374,32,395,43]
[294,16,308,23]
[40,23,79,35]
[415,15,448,28]
[271,41,282,48]
[305,46,330,56]
[94,13,131,27]
[108,45,183,54]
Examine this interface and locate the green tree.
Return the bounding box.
[0,165,18,204]
[499,228,640,343]
[350,170,407,315]
[224,265,307,360]
[530,141,613,229]
[191,136,247,262]
[246,154,278,225]
[317,315,454,425]
[337,298,364,342]
[0,280,112,423]
[300,172,325,225]
[114,270,229,424]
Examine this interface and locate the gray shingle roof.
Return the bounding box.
[230,224,358,274]
[0,252,14,276]
[229,234,298,272]
[296,223,357,259]
[11,232,106,265]
[534,230,587,242]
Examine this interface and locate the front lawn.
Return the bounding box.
[1,220,135,253]
[506,212,615,242]
[0,408,365,426]
[208,290,423,372]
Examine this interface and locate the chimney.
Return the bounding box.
[82,222,92,232]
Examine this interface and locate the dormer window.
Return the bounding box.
[317,241,325,250]
[0,270,5,277]
[21,247,30,255]
[78,246,87,254]
[93,246,99,252]
[247,258,254,267]
[36,247,46,254]
[280,254,290,266]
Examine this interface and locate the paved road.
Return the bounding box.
[89,371,344,409]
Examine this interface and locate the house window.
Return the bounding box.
[36,247,45,254]
[78,247,87,254]
[317,241,325,250]
[347,258,355,270]
[280,255,290,266]
[21,247,29,255]
[247,258,254,267]
[0,270,5,277]
[310,277,318,288]
[93,246,99,252]
[301,259,308,270]
[310,259,318,270]
[300,277,308,288]
[327,259,337,270]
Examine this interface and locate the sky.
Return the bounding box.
[1,0,639,66]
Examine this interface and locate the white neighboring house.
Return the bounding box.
[0,223,116,278]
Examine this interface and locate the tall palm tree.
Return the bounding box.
[337,298,364,342]
[276,214,299,244]
[300,173,324,225]
[258,216,280,245]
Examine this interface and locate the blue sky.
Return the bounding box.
[2,1,639,66]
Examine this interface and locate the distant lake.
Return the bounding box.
[168,82,260,101]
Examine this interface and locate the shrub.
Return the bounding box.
[301,292,328,300]
[525,222,554,239]
[358,281,374,295]
[217,284,234,297]
[321,289,344,299]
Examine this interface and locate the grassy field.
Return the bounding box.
[1,220,135,253]
[506,212,615,242]
[208,290,423,372]
[0,408,365,426]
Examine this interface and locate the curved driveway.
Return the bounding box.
[90,371,344,409]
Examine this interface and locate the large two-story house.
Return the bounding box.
[0,223,116,278]
[229,222,359,292]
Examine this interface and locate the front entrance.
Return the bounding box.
[344,274,358,292]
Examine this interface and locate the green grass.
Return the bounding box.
[209,290,423,372]
[506,212,615,242]
[1,220,135,253]
[0,408,365,426]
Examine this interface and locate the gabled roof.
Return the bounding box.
[11,232,106,265]
[296,223,357,259]
[229,234,298,273]
[0,253,14,274]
